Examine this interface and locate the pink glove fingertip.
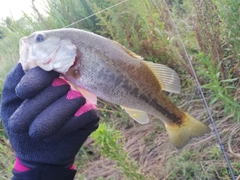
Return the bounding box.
[74,100,97,116]
[66,90,83,100]
[52,78,68,87]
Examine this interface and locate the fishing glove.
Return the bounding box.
[0,63,99,180]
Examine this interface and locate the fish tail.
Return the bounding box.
[165,113,211,149]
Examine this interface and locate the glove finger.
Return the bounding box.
[8,78,70,133]
[44,103,99,141]
[3,63,25,92]
[16,66,59,99]
[1,63,25,128]
[29,90,86,139]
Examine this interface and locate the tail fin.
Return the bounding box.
[165,113,211,149]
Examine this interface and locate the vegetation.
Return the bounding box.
[0,0,240,179]
[91,123,146,180]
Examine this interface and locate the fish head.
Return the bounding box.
[19,30,77,73]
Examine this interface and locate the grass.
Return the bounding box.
[213,0,240,62]
[91,123,146,180]
[0,0,240,179]
[0,130,14,179]
[197,52,240,122]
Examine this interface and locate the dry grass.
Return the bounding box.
[0,137,14,180]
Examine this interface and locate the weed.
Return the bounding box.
[0,137,14,179]
[213,0,240,62]
[193,0,223,70]
[197,52,240,122]
[231,162,240,176]
[91,123,146,180]
[208,146,222,160]
[167,149,215,180]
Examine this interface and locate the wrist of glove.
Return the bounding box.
[12,157,77,180]
[0,63,99,172]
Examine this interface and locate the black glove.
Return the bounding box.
[0,63,99,180]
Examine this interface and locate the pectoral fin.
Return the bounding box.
[78,88,97,105]
[121,106,149,124]
[144,61,181,93]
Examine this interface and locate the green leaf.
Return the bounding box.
[225,86,237,89]
[220,78,238,83]
[209,97,219,105]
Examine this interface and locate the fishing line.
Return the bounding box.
[162,0,236,179]
[63,0,128,28]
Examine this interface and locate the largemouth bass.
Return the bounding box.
[19,28,211,149]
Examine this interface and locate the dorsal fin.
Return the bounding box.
[113,41,143,60]
[121,106,149,124]
[143,61,181,93]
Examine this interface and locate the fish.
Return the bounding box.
[19,28,211,149]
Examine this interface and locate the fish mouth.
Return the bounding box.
[19,37,28,62]
[19,37,36,70]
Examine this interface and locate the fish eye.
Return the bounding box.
[35,34,45,43]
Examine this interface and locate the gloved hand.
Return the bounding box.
[0,63,99,180]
